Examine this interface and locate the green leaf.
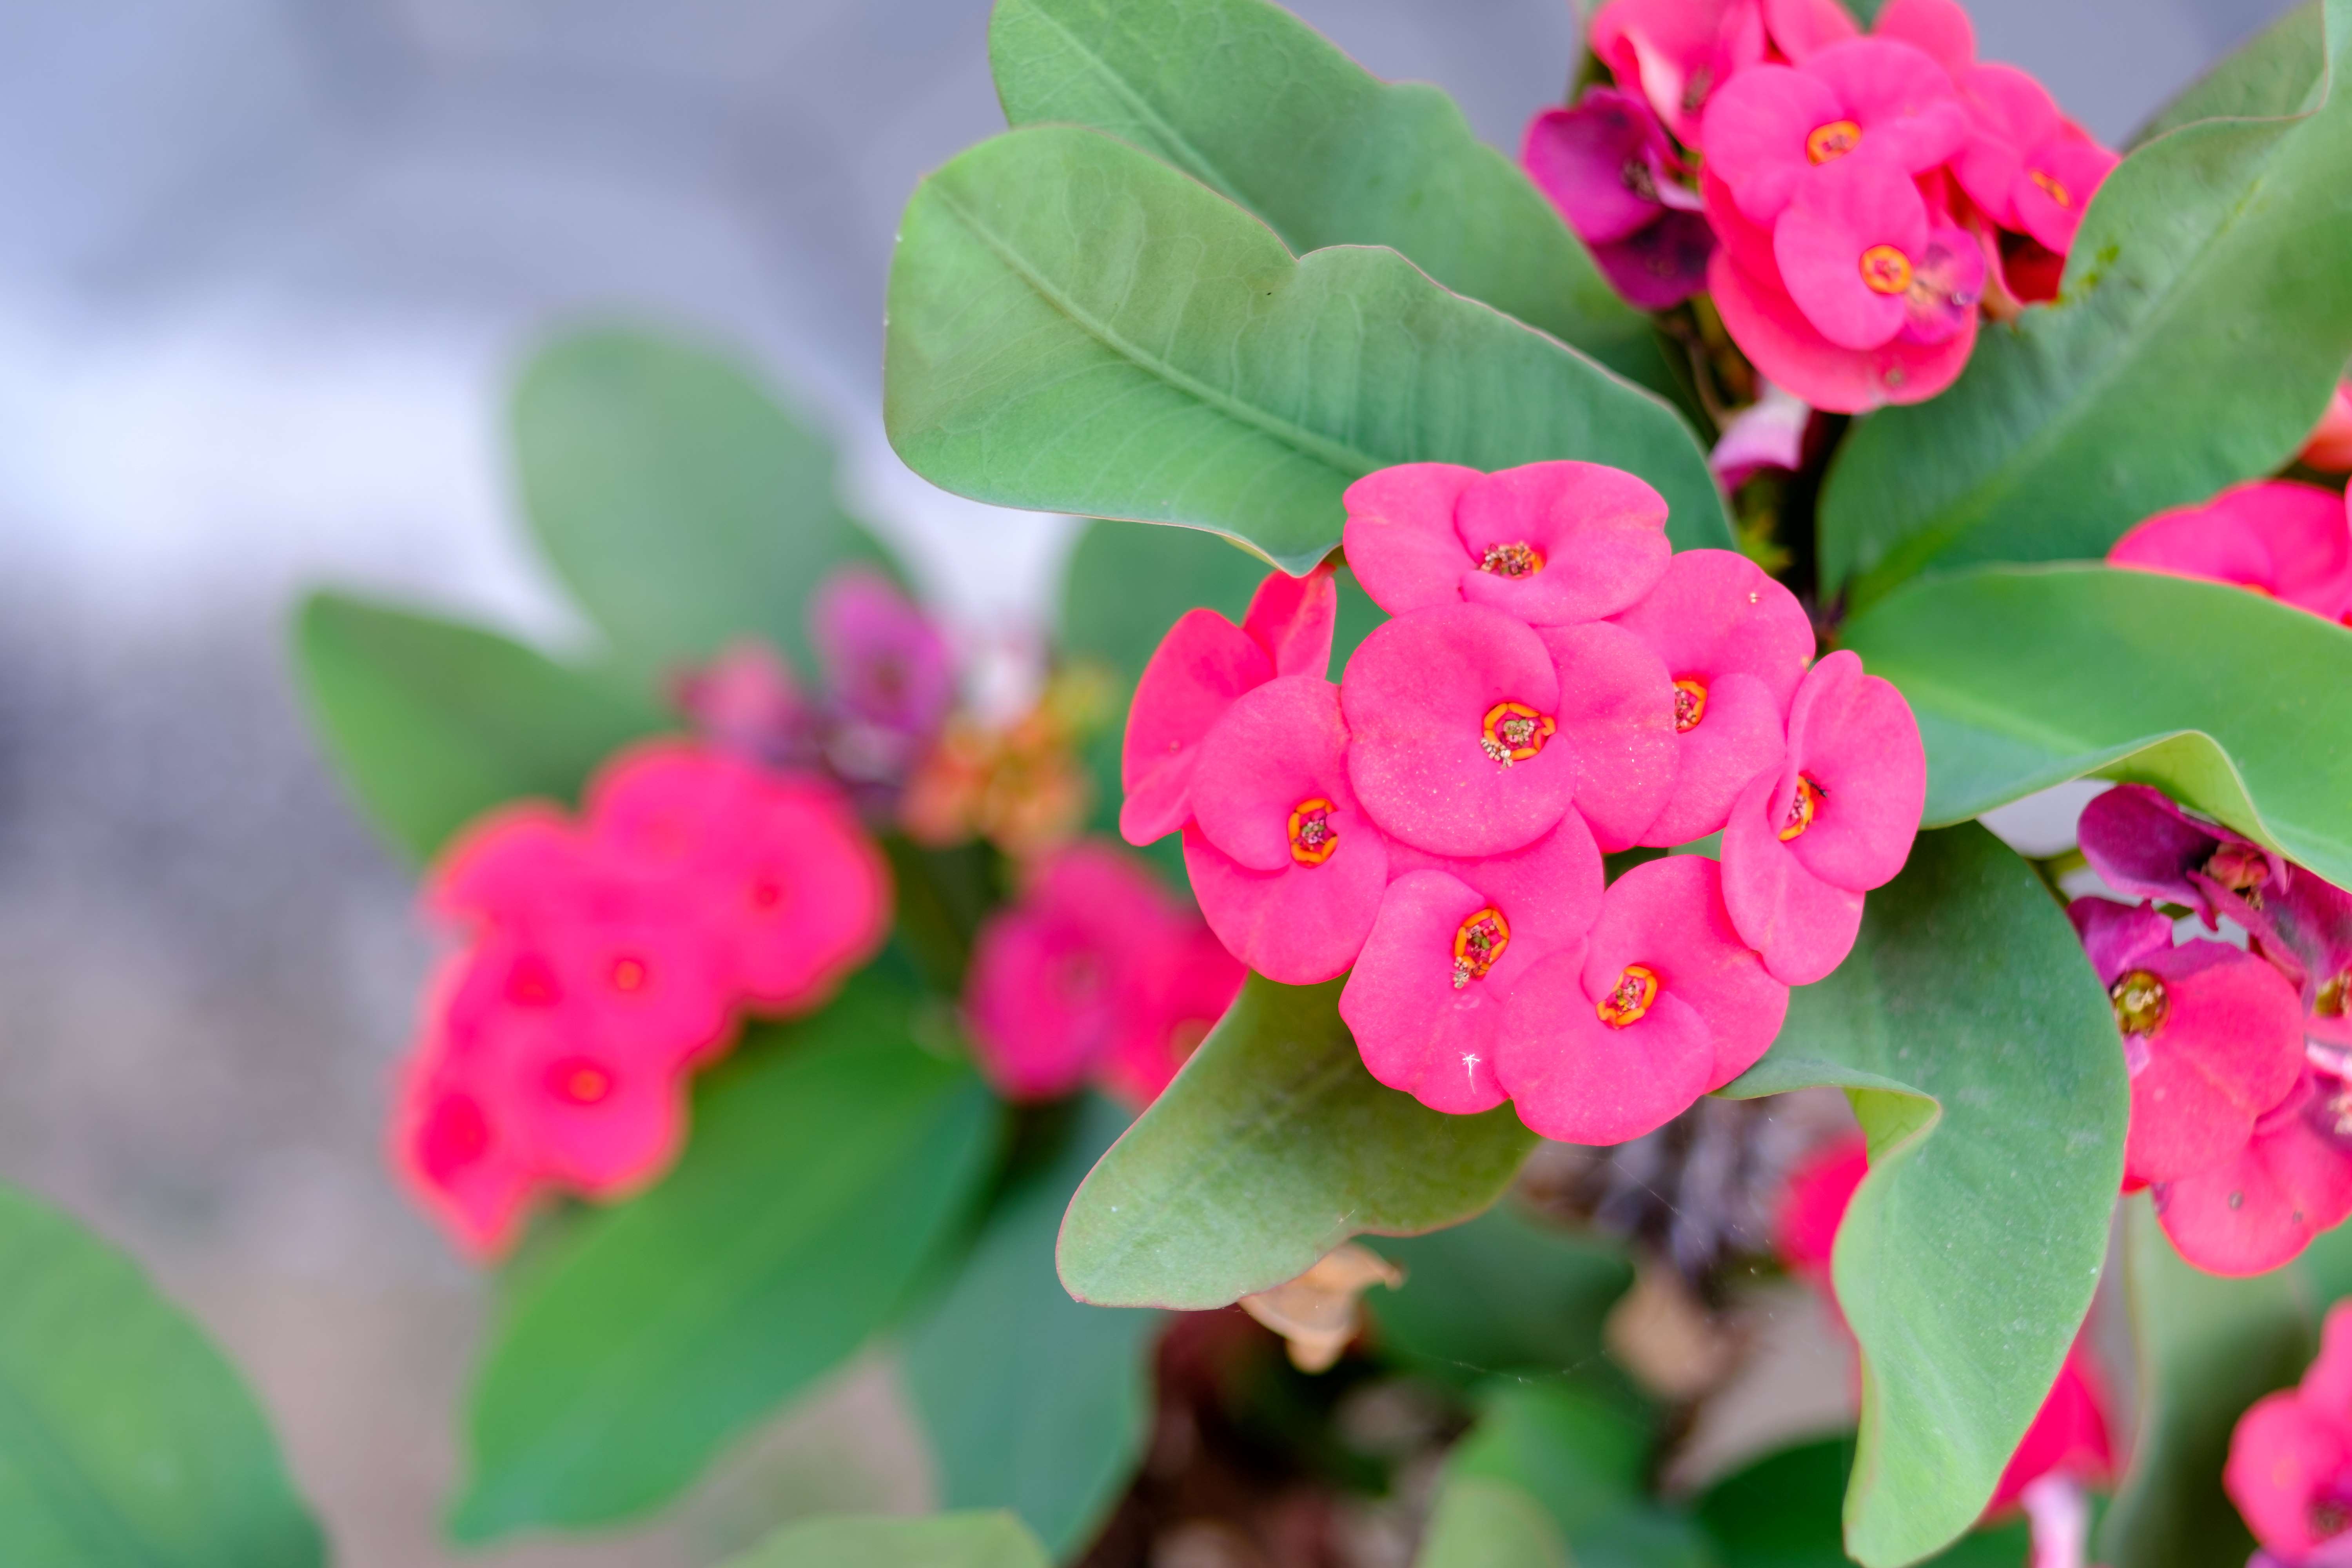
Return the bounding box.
[2097,1198,2314,1568]
[903,1097,1162,1559]
[292,590,666,863]
[2134,2,2325,145]
[718,1511,1049,1568]
[885,124,1731,576]
[453,979,1004,1541]
[1365,1204,1632,1384]
[1839,564,2352,889]
[1817,0,2352,608]
[1444,1383,1715,1568]
[1718,824,2129,1567]
[1056,973,1535,1309]
[987,0,1682,399]
[1693,1437,2033,1568]
[1416,1475,1572,1568]
[0,1185,324,1567]
[513,327,895,682]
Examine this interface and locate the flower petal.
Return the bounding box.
[1120,606,1273,845]
[1496,960,1714,1143]
[1582,854,1789,1089]
[1337,870,1513,1113]
[1535,621,1679,851]
[1341,463,1486,617]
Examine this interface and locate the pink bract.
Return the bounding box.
[1775,1131,1868,1281]
[1953,64,2117,253]
[1522,91,1691,247]
[1532,621,1679,853]
[1869,0,1975,75]
[391,999,541,1258]
[1709,381,1813,490]
[1341,461,1672,627]
[2075,783,2287,932]
[2156,1073,2352,1276]
[673,639,818,771]
[2109,479,2352,622]
[1386,813,1607,974]
[1338,870,1516,1115]
[2305,382,2352,472]
[714,775,893,1013]
[1986,1344,2115,1514]
[1095,924,1243,1110]
[1340,603,1581,858]
[426,801,598,926]
[1610,548,1815,846]
[811,567,955,741]
[2069,897,2307,1187]
[1774,154,1985,350]
[484,1002,688,1197]
[1183,677,1390,985]
[1118,566,1337,845]
[1588,0,1768,143]
[1722,650,1926,985]
[1700,40,1967,226]
[2264,872,2352,1049]
[1595,211,1720,310]
[2228,1302,2352,1562]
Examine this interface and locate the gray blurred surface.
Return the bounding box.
[0,1,2294,1563]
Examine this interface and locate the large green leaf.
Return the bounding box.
[1365,1204,1632,1384]
[720,1512,1049,1568]
[1443,1383,1715,1568]
[452,980,1003,1541]
[1817,0,2352,607]
[903,1097,1161,1559]
[292,590,666,863]
[988,0,1681,399]
[1056,974,1535,1309]
[2098,1199,2314,1568]
[512,328,894,684]
[1840,565,2352,888]
[1693,1437,2031,1568]
[0,1186,324,1567]
[1416,1475,1572,1568]
[1718,824,2129,1567]
[885,125,1731,575]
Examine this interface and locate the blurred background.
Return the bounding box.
[0,1,2296,1563]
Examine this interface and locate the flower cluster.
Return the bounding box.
[393,740,891,1255]
[2108,478,2352,626]
[1122,460,1926,1144]
[2228,1301,2352,1566]
[1775,1133,2116,1523]
[2073,785,2352,1275]
[1527,0,2117,412]
[963,842,1244,1108]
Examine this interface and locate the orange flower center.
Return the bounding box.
[2203,844,2269,895]
[552,1059,615,1105]
[1779,774,1826,841]
[1859,244,1914,295]
[1807,119,1863,164]
[2029,169,2073,209]
[2318,971,2349,1020]
[2109,970,2168,1036]
[1289,798,1340,865]
[1479,541,1544,579]
[1596,964,1659,1028]
[1451,907,1511,990]
[1481,701,1556,768]
[1673,678,1708,733]
[609,955,649,993]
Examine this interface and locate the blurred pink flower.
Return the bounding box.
[811,568,955,742]
[2229,1302,2352,1562]
[2305,383,2352,472]
[1341,461,1672,628]
[1721,650,1926,984]
[672,639,818,771]
[2108,480,2352,624]
[1708,381,1814,490]
[1952,65,2118,256]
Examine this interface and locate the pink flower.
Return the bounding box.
[673,639,819,773]
[2305,383,2352,473]
[1181,677,1390,984]
[1119,565,1338,846]
[1340,603,1581,858]
[2229,1302,2352,1562]
[1699,40,1967,226]
[2069,897,2307,1189]
[2156,1072,2352,1277]
[391,984,541,1258]
[965,842,1241,1103]
[1531,621,1681,853]
[811,568,955,742]
[2108,480,2352,624]
[1521,91,1714,310]
[1588,0,1768,144]
[1772,155,1985,353]
[1867,0,1976,75]
[1775,1130,1868,1284]
[426,802,598,927]
[1951,65,2119,256]
[1341,462,1672,628]
[1708,381,1814,490]
[1608,548,1815,846]
[2262,872,2352,1049]
[2076,783,2288,933]
[1495,855,1786,1143]
[1705,169,1981,413]
[1721,650,1926,984]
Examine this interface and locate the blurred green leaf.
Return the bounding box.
[1416,1475,1572,1568]
[904,1097,1161,1559]
[292,590,666,863]
[0,1185,324,1568]
[1719,824,2128,1568]
[988,0,1693,407]
[1056,974,1534,1309]
[2098,1198,2313,1568]
[1818,0,2352,607]
[1840,565,2352,888]
[886,125,1730,576]
[1693,1437,2034,1568]
[2136,1,2325,144]
[513,327,895,682]
[453,978,1004,1541]
[719,1511,1049,1568]
[1446,1383,1715,1568]
[1366,1205,1632,1384]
